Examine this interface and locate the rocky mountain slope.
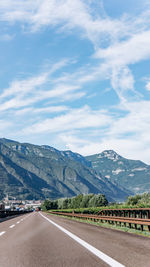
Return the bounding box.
[86,150,150,195]
[0,139,129,202]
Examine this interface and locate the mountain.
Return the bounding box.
[0,139,129,202]
[86,150,150,195]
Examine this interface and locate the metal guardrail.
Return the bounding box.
[50,210,150,232]
[0,210,32,219]
[98,208,150,219]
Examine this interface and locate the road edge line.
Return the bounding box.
[39,212,125,267]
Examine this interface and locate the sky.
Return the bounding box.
[0,0,150,164]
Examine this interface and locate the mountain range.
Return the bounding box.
[0,138,149,202]
[86,150,150,195]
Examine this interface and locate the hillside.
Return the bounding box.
[0,139,129,202]
[86,150,150,194]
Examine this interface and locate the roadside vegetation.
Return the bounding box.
[41,193,108,211]
[41,193,150,237]
[42,192,150,212]
[60,216,150,238]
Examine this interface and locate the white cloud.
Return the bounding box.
[0,56,112,113]
[110,66,135,101]
[0,0,149,103]
[102,100,150,150]
[0,34,14,41]
[23,106,112,134]
[57,99,150,164]
[14,106,68,116]
[0,0,150,164]
[0,59,79,111]
[0,0,134,45]
[0,72,49,100]
[1,59,69,99]
[95,30,150,66]
[145,80,150,91]
[93,30,150,100]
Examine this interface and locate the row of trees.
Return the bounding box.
[42,193,150,211]
[42,194,108,210]
[126,193,150,206]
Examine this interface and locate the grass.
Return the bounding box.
[50,204,150,214]
[46,211,150,238]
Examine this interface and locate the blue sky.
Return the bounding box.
[0,0,150,163]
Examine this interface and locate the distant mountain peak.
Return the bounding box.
[0,138,129,201]
[41,145,58,152]
[0,138,17,144]
[98,150,120,161]
[101,150,118,155]
[86,149,150,195]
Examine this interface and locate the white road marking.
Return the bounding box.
[40,212,125,267]
[16,221,20,224]
[9,224,15,228]
[26,213,33,219]
[0,231,6,236]
[19,213,32,222]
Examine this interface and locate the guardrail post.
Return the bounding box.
[52,209,150,233]
[141,225,143,231]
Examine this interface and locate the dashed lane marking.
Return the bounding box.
[40,212,125,267]
[0,231,6,236]
[9,224,15,229]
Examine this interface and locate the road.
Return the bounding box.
[0,212,149,267]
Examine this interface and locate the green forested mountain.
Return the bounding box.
[0,139,128,201]
[86,150,150,195]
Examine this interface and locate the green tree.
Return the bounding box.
[42,199,53,210]
[57,198,64,209]
[62,198,69,209]
[42,199,58,210]
[126,195,142,205]
[126,193,150,206]
[80,194,94,208]
[88,194,108,207]
[74,194,83,208]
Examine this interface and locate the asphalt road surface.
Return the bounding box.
[0,212,149,267]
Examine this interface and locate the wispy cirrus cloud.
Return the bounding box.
[0,56,110,113]
[145,79,150,91]
[0,0,126,44]
[0,0,150,164]
[14,106,69,116]
[0,59,81,111]
[93,30,150,100]
[23,105,112,134]
[0,0,149,102]
[95,30,150,66]
[0,0,149,45]
[56,99,150,164]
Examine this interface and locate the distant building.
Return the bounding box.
[0,203,5,210]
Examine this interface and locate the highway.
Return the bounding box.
[0,212,149,267]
